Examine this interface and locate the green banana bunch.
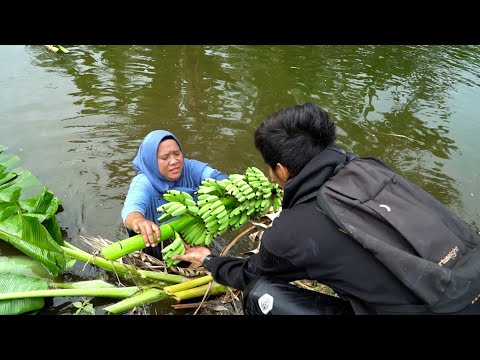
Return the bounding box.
[156,166,284,249]
[161,232,186,267]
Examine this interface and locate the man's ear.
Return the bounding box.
[276,163,291,182]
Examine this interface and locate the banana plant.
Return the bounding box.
[0,146,70,276]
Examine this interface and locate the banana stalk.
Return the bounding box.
[103,288,168,314]
[170,282,228,302]
[163,275,214,295]
[61,243,184,284]
[100,215,198,260]
[0,286,142,301]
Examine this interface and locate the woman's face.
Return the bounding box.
[157,139,184,181]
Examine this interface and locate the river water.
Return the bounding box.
[1,45,479,314]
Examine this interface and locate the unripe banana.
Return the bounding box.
[197,201,217,217]
[203,232,213,246]
[197,194,214,201]
[217,212,229,224]
[216,220,229,235]
[158,212,173,222]
[171,204,188,217]
[230,206,242,217]
[210,204,226,217]
[238,211,248,226]
[196,186,218,195]
[187,205,199,215]
[161,234,183,254]
[194,231,208,245]
[157,201,180,213]
[236,195,247,203]
[204,215,220,228]
[200,207,217,220]
[183,198,197,207]
[229,213,241,226]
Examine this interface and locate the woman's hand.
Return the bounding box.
[133,219,160,247]
[172,243,211,266]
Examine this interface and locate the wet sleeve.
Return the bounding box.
[205,244,308,290]
[204,210,311,290]
[201,165,229,181]
[120,176,151,224]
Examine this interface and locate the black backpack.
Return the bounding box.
[308,150,480,313]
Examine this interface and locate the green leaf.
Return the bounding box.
[0,171,17,186]
[0,170,39,191]
[72,302,83,308]
[19,188,61,217]
[42,216,63,245]
[0,255,53,280]
[0,154,21,170]
[0,186,21,202]
[0,214,66,276]
[65,256,76,270]
[0,201,17,222]
[0,145,7,153]
[0,273,48,315]
[83,305,94,313]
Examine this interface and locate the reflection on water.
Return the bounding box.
[1,44,479,313]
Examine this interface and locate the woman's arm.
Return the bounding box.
[122,175,161,247]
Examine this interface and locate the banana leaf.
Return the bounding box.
[0,171,17,186]
[0,146,69,276]
[0,215,66,275]
[41,215,63,245]
[0,256,51,315]
[0,169,39,191]
[19,188,62,221]
[0,185,21,202]
[0,255,53,279]
[0,201,17,222]
[0,154,21,170]
[0,273,48,315]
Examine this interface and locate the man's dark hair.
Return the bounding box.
[254,102,336,177]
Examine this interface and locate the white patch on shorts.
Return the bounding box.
[258,293,274,314]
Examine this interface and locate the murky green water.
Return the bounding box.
[1,45,479,314]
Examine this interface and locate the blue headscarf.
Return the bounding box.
[132,130,207,194]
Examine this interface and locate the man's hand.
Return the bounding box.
[172,243,211,266]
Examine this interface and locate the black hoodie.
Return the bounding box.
[205,148,421,314]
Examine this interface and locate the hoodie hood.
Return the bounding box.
[283,147,349,208]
